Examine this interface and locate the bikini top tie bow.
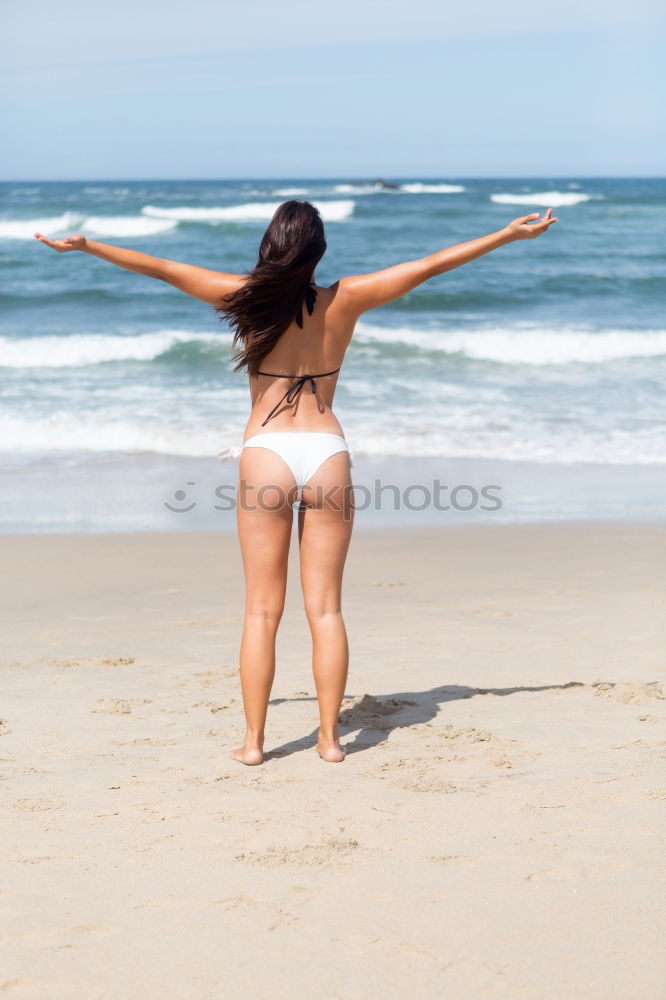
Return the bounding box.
[257,368,341,426]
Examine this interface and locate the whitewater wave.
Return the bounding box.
[82,215,177,236]
[1,199,353,240]
[4,324,666,370]
[343,426,666,466]
[399,183,465,194]
[0,330,224,369]
[2,410,663,466]
[355,322,666,364]
[0,213,83,240]
[490,190,597,207]
[0,414,224,458]
[142,199,354,223]
[333,182,465,195]
[273,187,310,196]
[0,212,177,239]
[334,183,386,195]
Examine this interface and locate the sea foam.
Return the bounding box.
[142,199,354,222]
[0,212,177,239]
[2,405,662,466]
[1,200,354,241]
[334,184,385,194]
[399,183,465,194]
[0,213,84,240]
[355,322,666,365]
[332,182,465,195]
[0,414,224,458]
[490,191,596,207]
[0,330,223,369]
[4,324,666,370]
[81,216,177,237]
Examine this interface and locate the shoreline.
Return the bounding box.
[3,514,666,539]
[2,453,665,533]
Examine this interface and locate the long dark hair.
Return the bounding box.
[216,200,327,375]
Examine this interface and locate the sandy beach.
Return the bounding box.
[1,521,665,999]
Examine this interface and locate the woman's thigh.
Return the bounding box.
[237,447,297,612]
[298,451,354,615]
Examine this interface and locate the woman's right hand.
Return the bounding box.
[504,208,558,241]
[34,232,88,253]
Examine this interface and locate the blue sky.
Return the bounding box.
[2,0,664,179]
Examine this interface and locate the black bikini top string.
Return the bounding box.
[256,368,342,426]
[294,281,317,329]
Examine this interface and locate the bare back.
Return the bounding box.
[243,281,356,440]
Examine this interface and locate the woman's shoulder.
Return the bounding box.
[315,281,358,349]
[315,279,340,296]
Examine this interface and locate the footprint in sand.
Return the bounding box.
[339,694,417,730]
[594,681,664,706]
[191,668,238,687]
[191,700,234,713]
[442,723,494,744]
[400,775,463,794]
[92,698,152,715]
[13,798,64,813]
[49,657,135,668]
[207,896,301,929]
[377,756,473,794]
[375,721,535,792]
[235,837,361,868]
[114,737,176,747]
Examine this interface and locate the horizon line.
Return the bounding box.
[1,174,664,183]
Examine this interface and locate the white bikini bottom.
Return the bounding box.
[240,431,351,493]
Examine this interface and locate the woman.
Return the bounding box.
[35,200,557,765]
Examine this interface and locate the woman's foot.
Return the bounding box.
[230,744,264,766]
[316,735,346,763]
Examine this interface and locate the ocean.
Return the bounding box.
[1,177,664,531]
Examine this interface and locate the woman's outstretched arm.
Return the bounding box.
[336,209,558,317]
[33,232,246,307]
